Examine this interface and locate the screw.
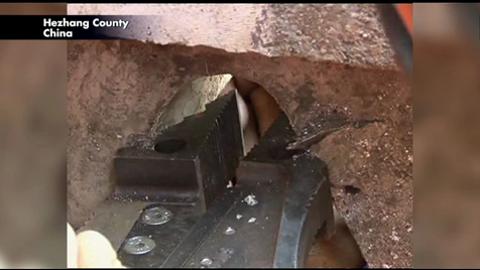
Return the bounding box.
[142,206,172,225]
[123,236,155,255]
[200,257,213,267]
[243,194,258,206]
[224,227,236,235]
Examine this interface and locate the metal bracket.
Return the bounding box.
[113,91,244,211]
[112,92,334,268]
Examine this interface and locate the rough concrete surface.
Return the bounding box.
[68,4,396,69]
[67,4,411,268]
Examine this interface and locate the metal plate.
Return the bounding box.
[116,111,333,268]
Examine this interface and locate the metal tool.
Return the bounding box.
[112,90,334,268]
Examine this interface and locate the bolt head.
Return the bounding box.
[142,206,173,225]
[123,236,155,255]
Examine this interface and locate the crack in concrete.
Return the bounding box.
[288,119,384,150]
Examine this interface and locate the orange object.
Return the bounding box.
[395,4,413,35]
